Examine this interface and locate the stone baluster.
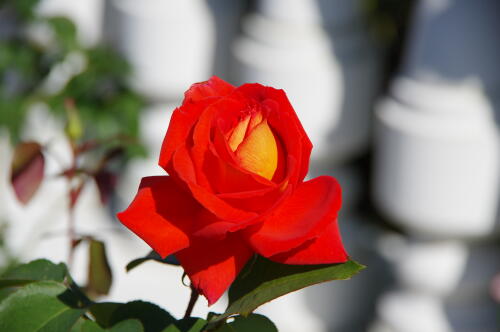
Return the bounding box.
[103,0,216,101]
[206,0,247,80]
[371,0,500,331]
[232,0,382,164]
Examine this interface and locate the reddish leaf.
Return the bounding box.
[70,181,85,208]
[10,142,45,205]
[101,147,125,165]
[75,140,99,154]
[94,170,117,204]
[87,239,113,297]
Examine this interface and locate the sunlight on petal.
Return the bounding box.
[235,120,278,180]
[227,114,250,151]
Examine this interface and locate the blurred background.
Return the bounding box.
[0,0,499,331]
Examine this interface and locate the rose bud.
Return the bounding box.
[118,76,347,305]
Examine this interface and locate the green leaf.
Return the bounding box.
[109,319,144,332]
[126,251,180,272]
[90,301,176,332]
[212,314,277,332]
[0,287,17,303]
[175,318,206,332]
[47,17,79,51]
[0,259,67,288]
[161,318,206,332]
[10,141,45,204]
[69,318,86,332]
[80,319,144,332]
[89,302,122,327]
[87,239,113,296]
[212,257,365,324]
[0,281,85,332]
[81,321,106,332]
[11,0,40,21]
[161,325,181,332]
[0,97,28,143]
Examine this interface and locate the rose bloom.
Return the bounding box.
[118,76,347,304]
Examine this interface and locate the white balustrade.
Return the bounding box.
[103,0,216,101]
[232,0,382,163]
[206,0,246,80]
[374,78,500,239]
[371,0,500,331]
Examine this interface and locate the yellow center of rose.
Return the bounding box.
[226,111,278,180]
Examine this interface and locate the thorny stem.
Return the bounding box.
[67,186,76,268]
[184,285,200,319]
[66,142,81,269]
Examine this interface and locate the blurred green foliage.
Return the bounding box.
[0,221,18,276]
[0,0,145,156]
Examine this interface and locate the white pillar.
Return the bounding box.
[103,0,216,101]
[371,0,500,331]
[232,0,382,163]
[206,0,246,80]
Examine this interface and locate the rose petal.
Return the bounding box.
[271,133,287,183]
[173,96,275,194]
[235,120,278,180]
[193,185,292,239]
[159,101,210,173]
[269,222,348,264]
[187,182,257,222]
[176,234,253,305]
[217,153,291,202]
[244,176,342,257]
[193,221,236,239]
[159,77,235,172]
[227,114,250,151]
[184,76,235,103]
[173,144,258,222]
[190,98,246,189]
[211,127,275,191]
[214,155,294,215]
[206,149,269,194]
[247,111,264,132]
[117,176,196,258]
[234,84,312,184]
[218,186,285,214]
[265,99,311,185]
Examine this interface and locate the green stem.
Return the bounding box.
[184,285,199,319]
[67,182,76,268]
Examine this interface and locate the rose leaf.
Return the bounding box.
[10,141,45,205]
[0,259,67,288]
[126,251,180,272]
[79,319,144,332]
[211,314,277,332]
[90,300,176,332]
[0,281,85,332]
[209,256,365,325]
[94,170,117,204]
[160,318,207,332]
[86,239,113,296]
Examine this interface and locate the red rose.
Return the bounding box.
[118,76,347,304]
